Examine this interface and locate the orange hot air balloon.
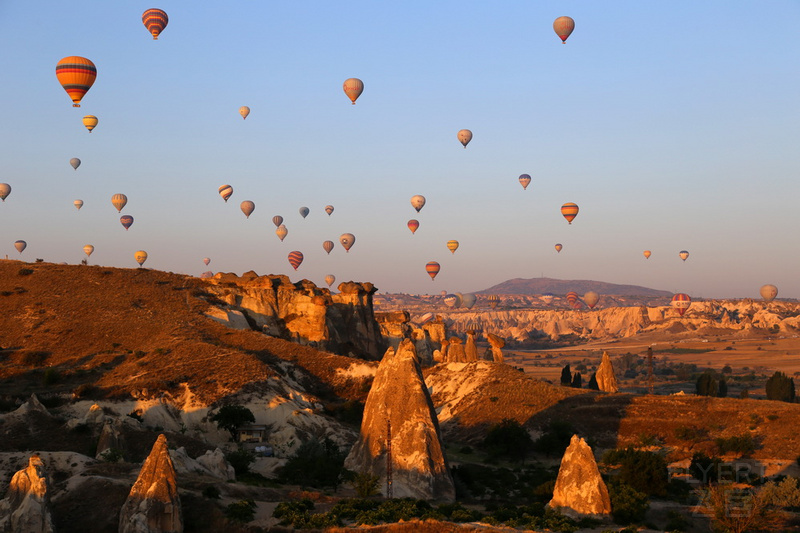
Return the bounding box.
[553,16,575,44]
[275,225,288,242]
[322,240,334,254]
[82,115,98,132]
[561,202,579,224]
[407,219,419,234]
[446,240,459,254]
[679,250,690,262]
[555,243,563,253]
[566,291,580,309]
[288,251,304,270]
[134,250,148,267]
[240,201,255,218]
[671,293,691,316]
[56,57,96,107]
[343,78,364,104]
[239,106,250,120]
[519,174,532,190]
[218,184,233,202]
[111,194,128,212]
[643,250,652,259]
[142,9,168,40]
[425,261,440,280]
[760,284,778,302]
[457,129,472,148]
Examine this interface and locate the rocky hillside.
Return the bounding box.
[477,277,673,297]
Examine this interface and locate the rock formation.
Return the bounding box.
[445,337,465,363]
[96,418,126,460]
[376,311,437,366]
[0,454,55,533]
[169,448,234,481]
[344,339,455,501]
[595,351,619,393]
[464,332,478,362]
[486,333,505,363]
[119,434,182,533]
[548,435,611,519]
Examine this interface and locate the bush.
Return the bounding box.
[225,448,255,476]
[696,371,720,397]
[482,418,534,462]
[766,371,796,402]
[17,268,34,276]
[210,404,255,440]
[277,438,346,489]
[42,367,60,387]
[690,452,722,484]
[715,434,756,456]
[225,499,256,524]
[351,471,380,497]
[608,481,649,525]
[533,421,574,456]
[601,447,668,497]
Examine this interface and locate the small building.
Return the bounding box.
[236,424,268,443]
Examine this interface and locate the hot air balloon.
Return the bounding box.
[322,240,334,254]
[299,207,309,218]
[272,215,283,227]
[0,184,10,202]
[561,203,579,224]
[325,205,334,216]
[288,251,304,270]
[446,240,459,254]
[275,225,288,242]
[760,284,778,302]
[553,16,575,43]
[671,293,691,316]
[73,199,83,210]
[440,290,447,297]
[540,293,554,305]
[457,129,472,148]
[343,78,364,104]
[14,240,26,254]
[519,174,532,190]
[566,291,580,309]
[425,261,440,280]
[239,106,250,120]
[240,201,255,219]
[203,257,211,266]
[555,243,563,253]
[643,250,652,259]
[200,271,213,279]
[461,293,477,309]
[218,185,233,202]
[340,233,355,252]
[417,312,434,325]
[679,250,689,261]
[407,219,419,234]
[444,294,459,308]
[583,291,599,309]
[134,250,148,267]
[83,244,94,257]
[487,294,500,309]
[142,8,168,39]
[82,115,98,132]
[120,215,134,230]
[55,56,96,107]
[111,194,127,212]
[325,274,336,287]
[70,158,81,170]
[410,195,426,212]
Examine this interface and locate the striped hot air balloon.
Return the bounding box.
[425,261,440,280]
[134,250,148,267]
[82,115,98,132]
[240,201,255,218]
[142,9,168,40]
[671,293,691,316]
[111,194,128,212]
[407,219,419,234]
[275,225,288,242]
[555,243,563,253]
[322,240,334,254]
[643,250,652,259]
[218,184,233,202]
[343,78,364,104]
[443,294,459,308]
[519,174,532,190]
[288,251,304,270]
[487,294,500,309]
[561,203,579,224]
[679,250,689,261]
[553,16,575,43]
[73,199,83,210]
[566,291,580,308]
[325,205,334,216]
[272,215,284,227]
[447,240,459,254]
[540,293,554,304]
[56,57,96,107]
[457,129,472,148]
[120,215,134,230]
[0,184,10,202]
[325,274,335,287]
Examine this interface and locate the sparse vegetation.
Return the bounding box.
[210,404,255,440]
[277,438,346,489]
[225,499,256,524]
[607,480,649,525]
[766,371,796,402]
[602,447,668,497]
[225,448,255,476]
[482,418,534,463]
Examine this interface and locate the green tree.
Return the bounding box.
[482,418,534,463]
[571,372,582,388]
[210,405,255,440]
[766,371,796,402]
[608,481,649,525]
[696,372,719,397]
[587,372,599,390]
[278,438,346,489]
[560,364,572,386]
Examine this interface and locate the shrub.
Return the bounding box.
[17,268,34,276]
[533,420,574,456]
[277,438,346,489]
[690,452,722,484]
[351,471,380,497]
[601,447,668,497]
[42,367,60,387]
[210,404,255,440]
[72,383,97,399]
[225,499,256,524]
[766,371,796,402]
[715,434,756,456]
[608,481,649,525]
[482,418,534,462]
[99,448,125,463]
[696,371,720,396]
[225,448,255,476]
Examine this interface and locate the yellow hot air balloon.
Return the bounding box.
[239,106,250,120]
[343,78,364,104]
[457,129,472,148]
[83,244,94,257]
[82,115,98,132]
[73,199,83,210]
[446,240,459,254]
[111,194,128,212]
[56,57,96,107]
[134,250,148,267]
[561,202,579,224]
[275,225,288,242]
[553,16,575,44]
[643,250,651,259]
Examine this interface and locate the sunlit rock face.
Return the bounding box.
[204,273,386,359]
[595,351,619,393]
[119,434,182,533]
[344,339,455,502]
[0,454,55,533]
[548,434,611,519]
[486,333,505,363]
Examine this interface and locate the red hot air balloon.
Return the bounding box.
[56,57,96,107]
[407,219,419,234]
[561,202,579,224]
[671,293,692,316]
[142,9,168,40]
[425,261,440,280]
[553,16,575,43]
[288,251,304,270]
[643,250,652,259]
[120,215,134,230]
[566,291,580,309]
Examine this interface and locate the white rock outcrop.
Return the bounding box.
[548,435,611,519]
[0,454,55,533]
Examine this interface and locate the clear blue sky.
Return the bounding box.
[0,1,798,299]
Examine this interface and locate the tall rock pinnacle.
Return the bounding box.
[0,454,55,533]
[548,434,611,519]
[596,351,619,393]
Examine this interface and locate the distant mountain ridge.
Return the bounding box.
[477,277,673,297]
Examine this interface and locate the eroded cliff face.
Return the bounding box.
[203,272,386,359]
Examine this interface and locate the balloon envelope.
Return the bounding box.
[111,194,127,212]
[760,284,778,302]
[288,251,304,270]
[14,240,26,254]
[240,201,255,218]
[83,244,94,257]
[275,225,288,242]
[239,106,250,119]
[73,199,83,210]
[561,203,579,224]
[410,195,426,212]
[407,219,419,234]
[519,174,532,190]
[56,56,96,107]
[142,8,168,39]
[425,261,440,280]
[540,293,554,304]
[299,207,309,218]
[70,158,81,170]
[555,243,563,253]
[487,294,500,309]
[322,240,334,254]
[583,291,599,309]
[446,240,459,254]
[272,215,283,227]
[553,16,575,43]
[0,183,10,202]
[325,274,335,287]
[643,250,652,259]
[120,215,134,230]
[340,233,355,252]
[134,251,148,266]
[203,257,211,266]
[671,293,691,316]
[443,294,459,308]
[343,78,364,104]
[457,129,472,148]
[461,293,477,309]
[679,250,689,261]
[218,185,233,202]
[566,291,580,309]
[82,115,98,132]
[325,205,334,216]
